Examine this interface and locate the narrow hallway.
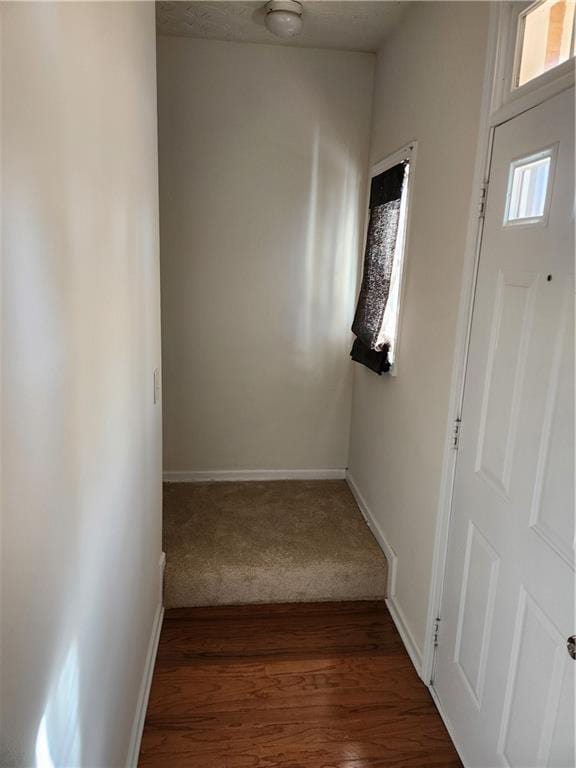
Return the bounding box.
[139,601,461,767]
[2,2,574,765]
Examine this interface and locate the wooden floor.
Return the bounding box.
[139,601,461,768]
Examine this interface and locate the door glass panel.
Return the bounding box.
[517,0,576,87]
[505,149,553,224]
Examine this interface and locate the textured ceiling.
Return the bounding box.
[156,1,406,53]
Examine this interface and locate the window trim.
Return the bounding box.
[364,141,417,377]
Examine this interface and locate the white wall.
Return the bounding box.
[157,37,374,474]
[1,3,162,765]
[348,2,490,659]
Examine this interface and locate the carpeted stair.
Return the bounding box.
[163,479,388,608]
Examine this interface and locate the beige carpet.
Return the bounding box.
[163,480,388,608]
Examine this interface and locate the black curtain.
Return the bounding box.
[351,162,406,374]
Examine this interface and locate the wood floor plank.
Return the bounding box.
[156,601,403,666]
[139,602,461,768]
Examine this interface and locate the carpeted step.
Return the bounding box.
[162,480,388,608]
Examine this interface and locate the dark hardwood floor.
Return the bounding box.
[139,601,461,768]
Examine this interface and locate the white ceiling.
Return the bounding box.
[156,1,406,53]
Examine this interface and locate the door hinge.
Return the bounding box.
[433,616,441,648]
[478,181,489,218]
[452,417,462,450]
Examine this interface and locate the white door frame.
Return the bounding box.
[422,1,576,686]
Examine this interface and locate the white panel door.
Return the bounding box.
[434,87,575,768]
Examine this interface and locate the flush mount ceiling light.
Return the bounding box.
[264,0,303,39]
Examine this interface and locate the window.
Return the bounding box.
[515,0,576,88]
[377,162,409,367]
[504,148,555,225]
[350,144,414,375]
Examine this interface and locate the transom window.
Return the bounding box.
[515,0,576,88]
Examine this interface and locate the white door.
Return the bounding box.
[434,86,575,768]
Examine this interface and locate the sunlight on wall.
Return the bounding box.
[34,644,81,767]
[158,37,373,471]
[298,125,364,371]
[300,124,320,360]
[2,3,161,765]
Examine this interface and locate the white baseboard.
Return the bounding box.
[345,472,398,598]
[346,471,423,678]
[385,591,423,678]
[163,469,346,482]
[125,553,165,768]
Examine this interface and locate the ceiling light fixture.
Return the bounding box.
[264,0,303,39]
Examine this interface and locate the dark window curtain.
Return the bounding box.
[351,161,406,374]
